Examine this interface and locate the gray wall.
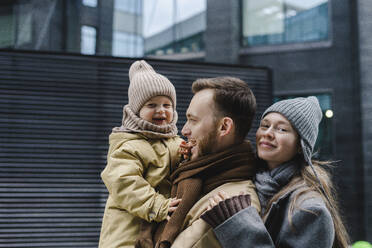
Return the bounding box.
[205,0,240,64]
[358,0,372,242]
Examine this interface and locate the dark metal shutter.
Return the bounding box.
[0,50,271,247]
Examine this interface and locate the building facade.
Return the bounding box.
[1,0,371,243]
[0,0,143,57]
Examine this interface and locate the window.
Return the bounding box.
[0,8,14,48]
[145,32,204,56]
[274,93,333,159]
[82,0,97,8]
[81,25,96,55]
[242,0,329,47]
[142,0,206,57]
[0,2,32,49]
[115,0,141,15]
[112,31,143,57]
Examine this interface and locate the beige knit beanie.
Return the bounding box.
[112,60,178,138]
[128,60,176,113]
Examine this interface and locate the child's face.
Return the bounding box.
[139,96,174,126]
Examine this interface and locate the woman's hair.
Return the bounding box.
[263,159,350,248]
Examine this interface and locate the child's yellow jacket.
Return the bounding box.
[99,132,182,248]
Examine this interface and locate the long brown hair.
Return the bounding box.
[263,160,350,248]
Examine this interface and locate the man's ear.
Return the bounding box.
[218,117,234,137]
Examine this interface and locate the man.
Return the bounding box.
[167,77,261,247]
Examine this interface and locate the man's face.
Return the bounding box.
[181,89,219,160]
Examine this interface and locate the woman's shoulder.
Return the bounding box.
[289,188,332,223]
[291,187,327,206]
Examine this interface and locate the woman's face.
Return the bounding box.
[256,112,300,170]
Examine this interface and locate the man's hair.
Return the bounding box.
[192,77,256,141]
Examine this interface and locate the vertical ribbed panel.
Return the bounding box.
[0,50,271,247]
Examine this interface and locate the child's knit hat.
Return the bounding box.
[112,60,178,138]
[128,60,176,114]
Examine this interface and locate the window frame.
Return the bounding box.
[80,25,97,55]
[239,0,333,55]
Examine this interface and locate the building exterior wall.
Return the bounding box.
[357,0,372,242]
[205,0,240,64]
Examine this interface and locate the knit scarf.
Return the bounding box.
[154,141,257,247]
[112,105,178,138]
[254,158,299,214]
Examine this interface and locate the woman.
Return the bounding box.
[201,96,350,248]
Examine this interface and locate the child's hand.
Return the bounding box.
[167,198,181,220]
[179,139,196,161]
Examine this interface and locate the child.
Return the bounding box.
[99,60,183,248]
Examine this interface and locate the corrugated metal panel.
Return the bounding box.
[0,50,272,247]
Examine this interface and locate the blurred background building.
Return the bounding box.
[1,0,371,244]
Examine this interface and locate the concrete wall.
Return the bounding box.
[205,0,240,64]
[358,0,372,242]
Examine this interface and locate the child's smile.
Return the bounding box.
[139,95,174,126]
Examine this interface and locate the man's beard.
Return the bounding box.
[197,124,218,157]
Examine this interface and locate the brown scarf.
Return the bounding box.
[144,141,257,248]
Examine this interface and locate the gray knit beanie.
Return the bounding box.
[128,60,176,113]
[262,96,331,204]
[262,96,322,167]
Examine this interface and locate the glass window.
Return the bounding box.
[0,3,33,49]
[81,25,97,55]
[112,31,143,57]
[142,0,206,57]
[15,6,32,47]
[115,0,141,14]
[0,9,14,48]
[82,0,98,8]
[242,0,329,47]
[274,93,333,159]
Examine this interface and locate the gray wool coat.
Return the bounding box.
[213,187,335,248]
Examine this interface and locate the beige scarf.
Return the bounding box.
[112,104,178,138]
